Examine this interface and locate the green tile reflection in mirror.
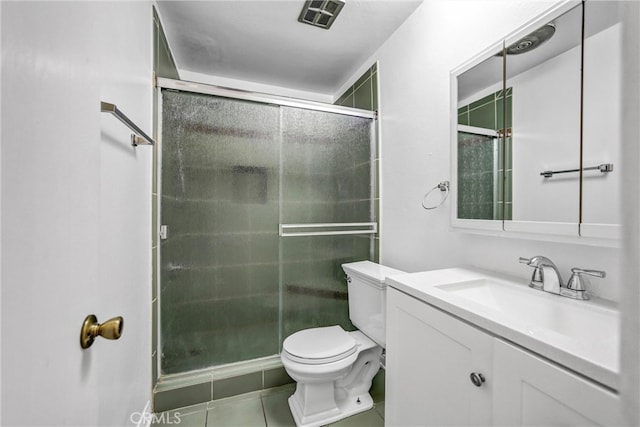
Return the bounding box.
[457,87,512,220]
[457,132,496,220]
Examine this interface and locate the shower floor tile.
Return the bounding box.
[152,384,384,427]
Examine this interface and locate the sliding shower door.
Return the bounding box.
[279,107,376,341]
[159,87,376,375]
[160,91,281,373]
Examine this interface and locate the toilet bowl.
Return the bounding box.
[280,261,405,427]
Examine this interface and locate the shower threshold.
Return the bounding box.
[153,355,293,413]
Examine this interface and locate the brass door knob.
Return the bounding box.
[80,314,124,349]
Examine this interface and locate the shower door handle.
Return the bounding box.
[279,222,378,237]
[160,225,168,240]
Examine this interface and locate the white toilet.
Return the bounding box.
[280,261,404,427]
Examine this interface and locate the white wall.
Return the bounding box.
[354,0,626,300]
[1,2,152,425]
[618,1,640,423]
[0,2,3,423]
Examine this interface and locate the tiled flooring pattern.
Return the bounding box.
[152,384,384,427]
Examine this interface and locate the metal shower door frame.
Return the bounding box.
[154,78,378,373]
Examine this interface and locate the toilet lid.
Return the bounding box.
[283,326,357,365]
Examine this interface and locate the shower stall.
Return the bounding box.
[156,80,378,376]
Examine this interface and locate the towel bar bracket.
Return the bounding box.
[101,101,155,146]
[131,134,152,147]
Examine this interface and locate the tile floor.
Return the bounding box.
[152,384,385,427]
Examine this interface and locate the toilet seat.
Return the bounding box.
[282,326,357,365]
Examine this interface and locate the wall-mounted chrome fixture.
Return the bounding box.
[279,222,377,237]
[540,163,613,178]
[298,0,345,29]
[101,101,155,146]
[422,181,450,210]
[505,22,556,55]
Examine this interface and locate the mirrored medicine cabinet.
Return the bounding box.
[451,0,622,243]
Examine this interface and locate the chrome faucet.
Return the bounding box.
[519,256,606,300]
[519,256,563,294]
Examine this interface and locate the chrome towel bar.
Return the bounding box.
[540,163,613,178]
[101,101,155,146]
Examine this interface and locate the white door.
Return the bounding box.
[385,287,493,426]
[493,339,622,426]
[1,2,152,425]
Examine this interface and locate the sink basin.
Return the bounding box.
[437,278,617,344]
[385,268,620,389]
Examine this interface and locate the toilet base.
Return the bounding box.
[281,330,382,427]
[288,389,374,427]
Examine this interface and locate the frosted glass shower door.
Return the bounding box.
[457,130,501,220]
[160,91,280,374]
[279,107,376,341]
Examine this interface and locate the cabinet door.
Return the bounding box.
[385,288,493,426]
[493,339,621,426]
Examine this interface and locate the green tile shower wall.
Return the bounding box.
[281,235,372,339]
[153,8,179,80]
[335,63,379,261]
[335,63,378,111]
[457,88,512,220]
[159,91,376,376]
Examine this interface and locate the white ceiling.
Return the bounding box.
[156,1,423,97]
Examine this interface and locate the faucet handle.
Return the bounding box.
[563,268,606,300]
[566,268,606,291]
[519,256,548,290]
[519,255,555,267]
[570,267,606,279]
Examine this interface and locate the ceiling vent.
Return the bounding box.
[298,0,345,30]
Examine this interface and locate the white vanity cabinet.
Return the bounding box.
[385,287,493,426]
[385,286,621,427]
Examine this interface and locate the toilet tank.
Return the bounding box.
[342,261,405,348]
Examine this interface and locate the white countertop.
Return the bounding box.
[385,267,620,390]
